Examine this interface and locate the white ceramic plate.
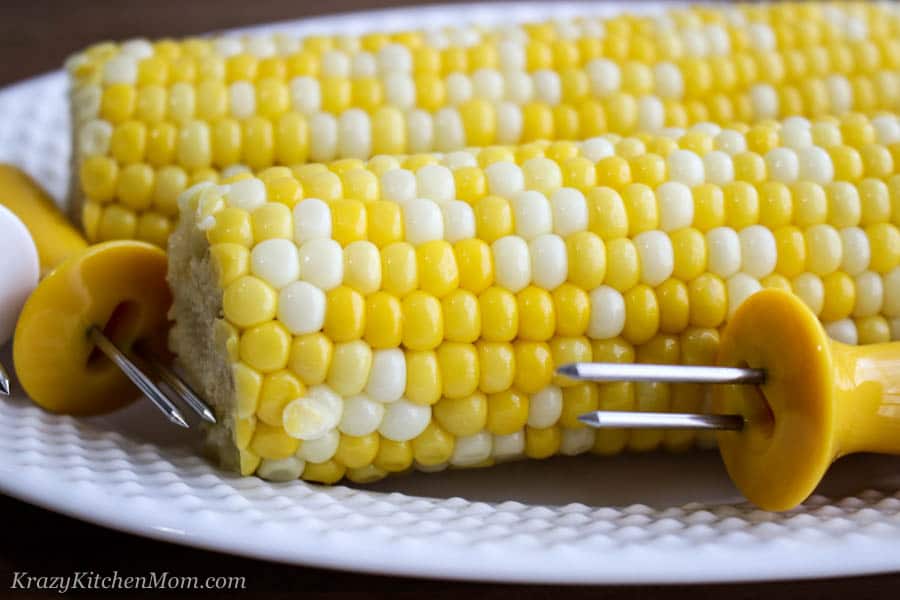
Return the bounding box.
[2,2,900,585]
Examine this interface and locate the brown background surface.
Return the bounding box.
[0,0,897,597]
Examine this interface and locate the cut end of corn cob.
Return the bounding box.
[167,116,900,483]
[68,2,900,247]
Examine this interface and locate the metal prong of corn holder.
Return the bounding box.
[558,362,756,432]
[88,327,216,428]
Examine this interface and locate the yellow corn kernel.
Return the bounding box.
[866,223,900,273]
[329,199,366,246]
[373,438,413,472]
[411,423,455,467]
[417,241,459,298]
[733,152,766,184]
[248,202,290,241]
[688,273,727,328]
[454,166,487,204]
[550,336,592,387]
[479,287,518,342]
[830,146,864,181]
[234,416,256,450]
[288,333,333,385]
[433,393,487,438]
[250,422,300,460]
[381,242,417,296]
[117,163,154,210]
[239,321,291,373]
[474,195,514,243]
[442,289,481,343]
[223,275,277,328]
[485,390,529,436]
[135,212,171,247]
[596,155,632,189]
[560,383,599,429]
[604,238,640,292]
[516,287,555,342]
[233,362,262,418]
[405,350,441,405]
[239,449,261,476]
[477,341,515,394]
[792,181,828,227]
[857,315,891,344]
[566,231,606,289]
[525,426,561,459]
[561,156,598,190]
[101,84,136,123]
[80,156,119,202]
[723,181,760,228]
[361,292,401,349]
[96,204,137,241]
[586,187,628,240]
[335,433,380,469]
[324,287,365,343]
[151,165,186,216]
[860,179,891,226]
[302,460,346,484]
[512,341,553,393]
[257,370,305,427]
[758,181,793,228]
[552,283,589,337]
[437,342,479,399]
[110,121,147,164]
[207,207,253,246]
[401,291,443,351]
[656,278,690,334]
[326,341,372,397]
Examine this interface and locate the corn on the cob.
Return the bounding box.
[167,112,900,484]
[68,2,900,247]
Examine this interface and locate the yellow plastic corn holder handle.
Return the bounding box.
[715,289,900,511]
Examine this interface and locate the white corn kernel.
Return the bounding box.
[498,40,526,71]
[560,428,595,456]
[293,198,332,243]
[103,55,138,85]
[381,169,417,204]
[442,151,477,170]
[225,177,266,211]
[634,230,674,287]
[277,280,326,335]
[492,235,531,293]
[656,182,694,231]
[825,75,853,115]
[309,112,338,162]
[503,70,534,103]
[446,73,473,105]
[442,200,476,243]
[727,273,761,319]
[283,386,342,440]
[530,233,568,291]
[512,190,553,240]
[527,386,563,428]
[492,431,526,461]
[840,227,870,275]
[550,188,588,236]
[450,431,492,466]
[251,239,300,289]
[715,130,747,155]
[485,161,524,197]
[765,147,799,183]
[792,272,825,316]
[289,77,321,115]
[581,137,615,162]
[739,225,777,279]
[351,52,377,78]
[378,399,431,442]
[749,83,778,120]
[706,227,741,278]
[297,428,340,462]
[532,70,561,105]
[377,43,412,74]
[667,150,705,186]
[339,395,386,436]
[637,96,665,133]
[586,59,621,97]
[385,73,416,110]
[805,224,843,275]
[212,37,242,57]
[496,101,523,144]
[338,109,372,160]
[854,271,884,317]
[403,199,444,245]
[78,119,113,157]
[257,457,305,482]
[825,319,858,345]
[434,107,465,152]
[797,146,834,185]
[588,286,626,339]
[654,62,684,100]
[120,39,154,59]
[245,35,276,59]
[366,349,406,403]
[472,69,504,102]
[416,164,455,204]
[229,81,256,119]
[703,151,734,185]
[298,239,343,290]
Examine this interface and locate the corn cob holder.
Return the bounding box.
[0,165,213,425]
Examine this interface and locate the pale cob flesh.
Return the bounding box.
[69,2,900,247]
[167,113,900,484]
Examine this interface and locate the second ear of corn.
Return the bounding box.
[67,2,900,247]
[167,112,900,484]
